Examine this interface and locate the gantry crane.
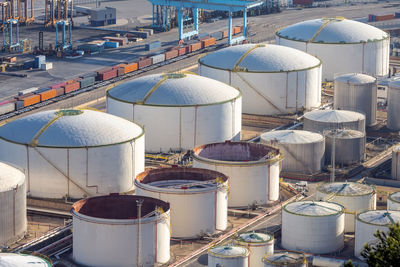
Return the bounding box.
[45,0,73,27]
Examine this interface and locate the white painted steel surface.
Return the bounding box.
[107,73,242,152]
[276,18,390,80]
[192,142,282,207]
[0,109,145,199]
[392,146,400,179]
[0,162,26,246]
[208,246,249,267]
[135,167,229,238]
[355,210,400,258]
[72,195,170,267]
[235,232,274,267]
[316,182,376,232]
[282,201,345,254]
[260,130,324,174]
[388,80,400,130]
[334,73,377,126]
[0,253,52,266]
[198,44,322,115]
[387,191,400,210]
[303,109,366,134]
[263,251,307,267]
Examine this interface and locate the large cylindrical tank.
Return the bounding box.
[387,191,400,211]
[106,73,242,152]
[0,162,26,246]
[72,194,170,267]
[135,167,229,238]
[282,200,345,254]
[260,130,324,174]
[208,245,249,267]
[235,231,274,267]
[0,109,145,199]
[276,18,390,80]
[0,253,52,266]
[192,141,282,207]
[316,182,376,233]
[324,129,366,166]
[355,210,400,258]
[392,146,400,179]
[303,109,366,134]
[388,80,400,130]
[334,73,377,126]
[263,251,307,267]
[198,44,322,115]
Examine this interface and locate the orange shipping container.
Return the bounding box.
[190,42,202,52]
[375,14,394,21]
[233,26,241,35]
[165,49,179,60]
[201,37,216,48]
[124,62,138,73]
[39,89,57,101]
[22,94,40,107]
[222,29,229,39]
[64,82,80,93]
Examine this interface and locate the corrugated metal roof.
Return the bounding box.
[358,210,400,225]
[325,129,365,138]
[261,130,324,144]
[304,110,365,123]
[209,246,249,257]
[199,44,320,72]
[277,18,388,43]
[0,162,25,192]
[284,200,343,216]
[0,109,143,147]
[335,73,376,84]
[0,253,51,266]
[264,252,305,264]
[317,182,373,196]
[107,73,240,106]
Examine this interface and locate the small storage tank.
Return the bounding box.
[192,141,282,207]
[0,253,52,266]
[0,109,145,199]
[260,130,324,174]
[392,146,400,179]
[334,73,377,126]
[198,44,322,115]
[387,191,400,211]
[324,129,366,166]
[0,162,26,246]
[72,194,170,267]
[303,109,366,134]
[263,251,307,267]
[355,210,400,258]
[235,231,274,267]
[282,200,345,254]
[135,167,229,238]
[387,79,400,130]
[107,73,242,152]
[208,245,249,267]
[316,182,376,232]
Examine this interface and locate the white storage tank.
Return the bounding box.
[387,79,400,130]
[316,182,376,233]
[263,251,307,267]
[0,253,52,266]
[72,194,170,267]
[392,146,400,179]
[208,245,249,267]
[0,109,145,199]
[135,167,229,238]
[235,231,274,267]
[334,73,377,126]
[282,200,345,254]
[107,73,242,153]
[355,210,400,258]
[192,141,282,207]
[276,17,390,80]
[303,109,366,134]
[198,44,322,115]
[0,162,26,246]
[324,129,366,166]
[387,191,400,211]
[260,130,324,174]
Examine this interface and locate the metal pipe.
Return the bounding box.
[136,199,144,267]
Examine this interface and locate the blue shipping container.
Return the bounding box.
[104,41,119,48]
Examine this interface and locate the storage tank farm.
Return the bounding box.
[0,253,53,266]
[192,141,282,207]
[198,44,322,115]
[135,167,229,238]
[234,231,274,267]
[0,109,145,199]
[72,194,171,267]
[387,191,400,211]
[263,251,307,267]
[316,182,376,232]
[106,72,242,152]
[276,17,390,80]
[208,245,250,267]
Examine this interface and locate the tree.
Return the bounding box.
[361,222,400,266]
[344,260,354,267]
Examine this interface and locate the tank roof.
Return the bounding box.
[0,161,25,192]
[276,18,388,44]
[209,246,249,257]
[317,182,374,196]
[263,251,306,264]
[0,109,143,148]
[304,109,365,123]
[357,210,400,226]
[198,44,320,72]
[107,73,241,106]
[0,253,52,266]
[389,191,400,203]
[236,231,273,243]
[335,73,376,84]
[261,130,324,144]
[284,200,344,216]
[325,129,365,138]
